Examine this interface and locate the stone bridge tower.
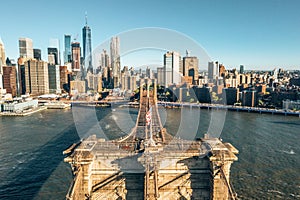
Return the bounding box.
[64,78,238,200]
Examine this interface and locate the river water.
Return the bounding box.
[0,105,299,199]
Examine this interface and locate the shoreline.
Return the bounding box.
[69,100,300,117]
[2,100,299,117]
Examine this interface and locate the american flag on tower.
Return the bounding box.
[146,107,152,126]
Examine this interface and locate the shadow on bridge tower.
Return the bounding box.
[64,78,239,200]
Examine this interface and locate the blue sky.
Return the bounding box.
[0,0,299,70]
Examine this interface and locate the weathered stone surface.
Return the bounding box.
[64,79,238,200]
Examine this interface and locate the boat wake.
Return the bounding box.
[267,189,284,196]
[280,149,296,155]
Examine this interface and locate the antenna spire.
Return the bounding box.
[85,12,88,25]
[186,49,190,57]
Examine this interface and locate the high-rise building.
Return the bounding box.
[121,75,136,92]
[163,51,180,86]
[2,66,17,97]
[33,49,41,60]
[18,57,26,95]
[238,74,245,85]
[146,67,153,79]
[128,76,137,91]
[86,71,102,92]
[0,73,2,89]
[255,84,266,94]
[49,38,61,65]
[224,75,238,88]
[241,90,257,107]
[86,71,94,90]
[48,64,61,93]
[219,64,226,77]
[101,49,110,68]
[183,56,198,85]
[59,65,69,92]
[240,65,244,74]
[222,87,239,105]
[165,70,172,87]
[0,37,5,68]
[82,15,93,73]
[110,37,120,88]
[208,61,217,80]
[71,42,81,72]
[24,59,49,95]
[48,54,55,65]
[192,86,212,103]
[120,66,137,92]
[48,47,59,65]
[0,37,6,89]
[101,49,110,86]
[19,38,33,59]
[157,67,164,86]
[70,80,86,95]
[64,35,72,63]
[96,73,103,93]
[102,66,108,80]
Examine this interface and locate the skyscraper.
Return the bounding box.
[146,67,153,79]
[19,38,33,59]
[82,14,92,73]
[24,59,49,95]
[163,51,181,86]
[157,67,164,86]
[18,57,26,95]
[219,63,226,77]
[71,42,81,72]
[86,71,102,92]
[240,65,244,74]
[33,49,42,60]
[183,56,199,85]
[101,49,110,85]
[49,39,61,65]
[110,37,120,88]
[48,47,59,65]
[48,64,61,94]
[0,37,6,89]
[64,35,72,63]
[208,61,217,80]
[3,65,17,97]
[101,49,110,68]
[0,37,5,68]
[59,65,69,92]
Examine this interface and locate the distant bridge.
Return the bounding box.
[64,79,239,200]
[158,102,300,117]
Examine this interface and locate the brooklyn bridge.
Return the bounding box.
[64,79,239,200]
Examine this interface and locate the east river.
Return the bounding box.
[0,105,299,199]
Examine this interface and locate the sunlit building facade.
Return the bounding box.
[19,38,33,59]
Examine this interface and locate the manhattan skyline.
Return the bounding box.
[0,0,300,70]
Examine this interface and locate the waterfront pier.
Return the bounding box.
[64,79,239,200]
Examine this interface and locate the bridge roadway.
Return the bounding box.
[158,101,300,117]
[64,79,239,200]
